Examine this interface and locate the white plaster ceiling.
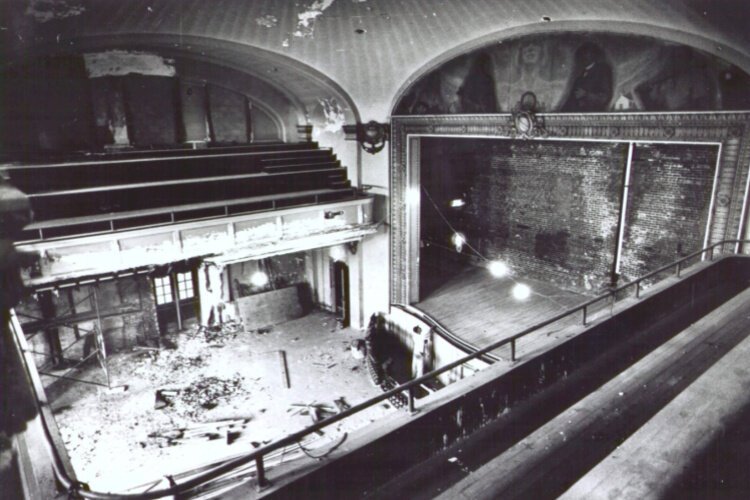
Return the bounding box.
[3,0,750,121]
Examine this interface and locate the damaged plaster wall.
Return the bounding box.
[310,96,360,186]
[175,58,301,143]
[83,51,176,78]
[25,0,85,23]
[85,52,178,146]
[294,0,336,38]
[3,51,299,150]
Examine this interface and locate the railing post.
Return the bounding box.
[408,386,416,414]
[635,280,640,299]
[582,305,587,326]
[255,455,269,491]
[511,339,516,362]
[676,261,681,277]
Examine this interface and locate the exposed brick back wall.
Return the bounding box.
[422,138,626,292]
[619,143,718,281]
[420,138,719,294]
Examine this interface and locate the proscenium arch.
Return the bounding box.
[6,32,362,127]
[389,112,750,305]
[388,20,750,117]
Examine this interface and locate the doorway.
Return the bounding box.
[331,260,350,328]
[153,270,199,334]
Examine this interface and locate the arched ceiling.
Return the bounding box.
[3,0,750,121]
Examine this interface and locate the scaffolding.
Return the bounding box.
[16,284,128,391]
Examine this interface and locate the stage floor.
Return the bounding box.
[416,265,591,359]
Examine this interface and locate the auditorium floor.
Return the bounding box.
[45,310,392,493]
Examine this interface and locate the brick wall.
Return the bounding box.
[420,138,720,294]
[422,138,626,292]
[619,143,718,281]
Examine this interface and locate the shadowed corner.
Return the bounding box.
[663,398,750,500]
[0,180,39,496]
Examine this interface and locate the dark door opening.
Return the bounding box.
[332,260,350,328]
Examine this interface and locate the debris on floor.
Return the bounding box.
[197,320,242,344]
[289,402,338,424]
[145,418,252,448]
[169,375,246,419]
[48,311,394,492]
[333,397,351,412]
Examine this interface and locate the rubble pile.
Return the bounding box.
[168,375,246,419]
[195,319,243,344]
[132,331,212,384]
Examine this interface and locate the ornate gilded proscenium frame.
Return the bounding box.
[389,112,750,305]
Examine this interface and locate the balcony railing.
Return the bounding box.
[7,239,750,499]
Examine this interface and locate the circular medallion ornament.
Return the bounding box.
[515,111,535,137]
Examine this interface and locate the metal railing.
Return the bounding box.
[9,239,750,499]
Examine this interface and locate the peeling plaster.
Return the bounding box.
[294,0,336,38]
[316,98,346,136]
[84,50,176,78]
[256,14,278,28]
[25,0,85,23]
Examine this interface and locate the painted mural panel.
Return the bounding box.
[395,34,750,114]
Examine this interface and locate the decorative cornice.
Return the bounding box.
[392,112,750,142]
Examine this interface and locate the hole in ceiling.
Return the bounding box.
[541,16,551,22]
[354,28,366,35]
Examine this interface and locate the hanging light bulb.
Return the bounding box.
[250,271,269,288]
[488,260,509,278]
[512,283,531,300]
[329,245,346,262]
[451,232,466,252]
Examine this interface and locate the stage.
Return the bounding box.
[416,264,592,359]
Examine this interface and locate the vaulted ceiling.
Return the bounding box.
[3,0,749,121]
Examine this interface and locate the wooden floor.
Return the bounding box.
[416,265,587,357]
[434,287,750,500]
